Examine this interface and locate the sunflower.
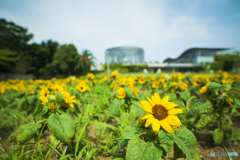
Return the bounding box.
[222,79,235,84]
[140,93,182,133]
[138,77,146,84]
[152,81,159,88]
[62,91,77,108]
[117,87,126,99]
[199,85,208,94]
[226,98,234,105]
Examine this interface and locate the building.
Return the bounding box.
[164,48,229,63]
[105,46,144,64]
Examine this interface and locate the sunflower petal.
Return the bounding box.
[141,113,153,119]
[140,101,153,113]
[165,116,182,126]
[152,119,161,133]
[154,93,161,104]
[161,96,169,106]
[151,95,156,106]
[70,96,76,100]
[145,117,154,127]
[168,108,183,115]
[160,120,173,133]
[71,100,77,103]
[146,96,154,106]
[164,102,178,110]
[69,103,74,108]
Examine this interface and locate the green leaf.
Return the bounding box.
[186,99,212,118]
[119,111,136,126]
[223,129,232,141]
[33,103,43,118]
[27,95,37,106]
[207,82,222,95]
[158,130,174,154]
[73,103,81,114]
[186,96,197,105]
[195,114,212,128]
[121,125,142,139]
[49,135,59,147]
[55,92,65,106]
[213,128,223,145]
[131,104,146,118]
[173,99,185,110]
[164,93,177,101]
[228,87,240,93]
[108,98,125,116]
[177,90,191,102]
[125,87,133,98]
[126,137,163,160]
[174,142,186,159]
[234,98,240,106]
[111,139,129,156]
[17,121,39,143]
[17,97,27,108]
[47,113,75,143]
[174,127,197,159]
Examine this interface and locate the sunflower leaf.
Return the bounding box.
[158,130,174,154]
[174,126,197,159]
[213,128,223,145]
[17,121,39,143]
[33,103,43,117]
[47,113,75,143]
[126,137,163,160]
[108,98,125,116]
[111,139,129,157]
[177,90,191,102]
[121,125,142,139]
[186,99,212,118]
[27,95,38,106]
[234,98,240,106]
[55,92,65,106]
[131,104,146,118]
[195,114,212,128]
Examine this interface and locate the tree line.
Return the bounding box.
[0,18,95,79]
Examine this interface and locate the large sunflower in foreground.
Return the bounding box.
[140,93,183,133]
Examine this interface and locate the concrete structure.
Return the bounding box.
[164,48,229,64]
[105,46,144,64]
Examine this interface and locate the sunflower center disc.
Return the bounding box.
[152,105,168,121]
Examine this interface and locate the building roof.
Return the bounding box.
[106,46,143,51]
[164,47,229,63]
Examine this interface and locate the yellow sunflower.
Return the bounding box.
[138,77,146,84]
[152,81,159,88]
[117,87,126,99]
[140,93,182,133]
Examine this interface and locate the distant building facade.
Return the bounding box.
[105,46,144,63]
[164,48,229,63]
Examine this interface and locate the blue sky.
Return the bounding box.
[0,0,240,64]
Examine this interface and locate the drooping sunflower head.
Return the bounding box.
[140,93,183,133]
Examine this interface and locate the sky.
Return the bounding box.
[0,0,240,64]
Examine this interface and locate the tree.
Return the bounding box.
[75,49,96,74]
[0,48,19,73]
[20,40,59,77]
[52,44,78,76]
[0,19,33,51]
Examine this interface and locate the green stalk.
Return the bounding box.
[0,137,12,159]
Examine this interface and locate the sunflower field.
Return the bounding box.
[0,71,240,160]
